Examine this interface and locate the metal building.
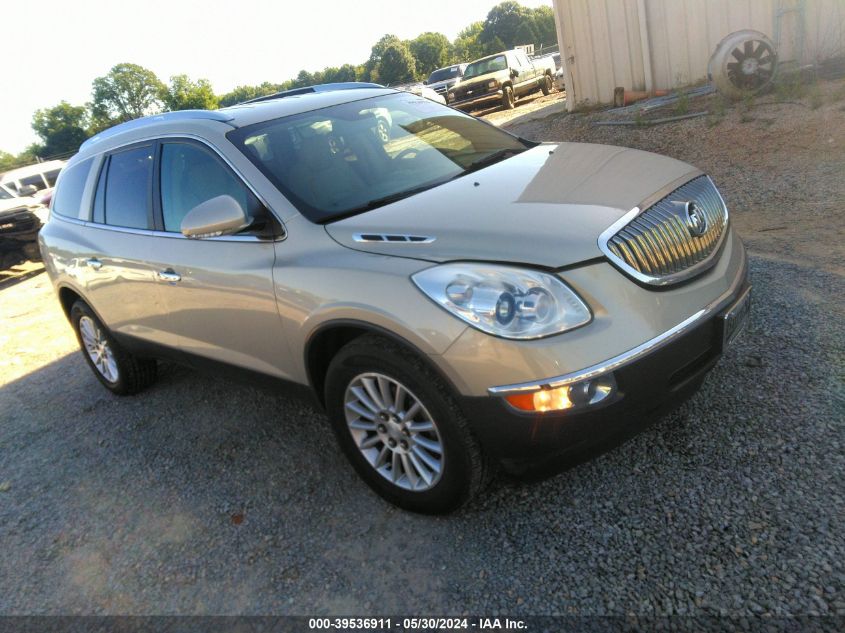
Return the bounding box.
[551,0,845,109]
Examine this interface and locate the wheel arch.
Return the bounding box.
[57,284,85,320]
[56,283,109,327]
[304,319,464,407]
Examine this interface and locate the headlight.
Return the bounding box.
[412,264,591,340]
[487,80,499,90]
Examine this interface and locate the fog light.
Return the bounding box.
[504,374,617,413]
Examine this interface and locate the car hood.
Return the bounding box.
[454,70,507,89]
[428,78,457,90]
[325,143,701,268]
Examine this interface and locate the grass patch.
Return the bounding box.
[673,90,690,116]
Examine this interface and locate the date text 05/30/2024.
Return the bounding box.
[308,617,527,630]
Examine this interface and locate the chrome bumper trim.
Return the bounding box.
[451,90,503,109]
[487,248,748,397]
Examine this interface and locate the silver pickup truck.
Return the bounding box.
[448,49,555,112]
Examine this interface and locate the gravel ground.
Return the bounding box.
[0,81,843,617]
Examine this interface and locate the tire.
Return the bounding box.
[541,74,552,95]
[501,85,515,110]
[324,334,492,514]
[70,300,157,396]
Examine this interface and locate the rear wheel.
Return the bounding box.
[541,73,552,95]
[501,85,515,110]
[70,300,157,395]
[325,334,491,513]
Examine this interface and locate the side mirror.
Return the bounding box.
[18,184,38,196]
[511,68,520,78]
[180,194,250,239]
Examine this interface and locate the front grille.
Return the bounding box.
[600,176,728,286]
[433,85,448,94]
[0,210,39,235]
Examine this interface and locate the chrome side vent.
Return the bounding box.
[599,175,729,286]
[353,233,436,244]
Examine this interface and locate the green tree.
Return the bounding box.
[31,101,90,157]
[480,1,533,50]
[364,34,403,81]
[376,41,417,85]
[452,22,485,62]
[514,21,539,48]
[334,64,359,82]
[292,69,318,88]
[15,144,44,166]
[91,63,166,127]
[532,5,558,47]
[163,75,218,111]
[0,150,18,172]
[217,82,286,107]
[409,32,451,80]
[321,66,341,83]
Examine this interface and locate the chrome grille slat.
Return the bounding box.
[598,176,729,286]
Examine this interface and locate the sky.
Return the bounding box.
[3,0,553,155]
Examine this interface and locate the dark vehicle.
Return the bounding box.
[448,50,555,111]
[0,187,45,267]
[425,64,467,102]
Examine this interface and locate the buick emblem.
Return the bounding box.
[685,201,707,237]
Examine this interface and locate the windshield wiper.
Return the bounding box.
[344,181,448,214]
[456,148,525,177]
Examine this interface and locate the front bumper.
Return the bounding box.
[450,89,503,111]
[461,280,750,464]
[456,237,750,465]
[0,209,42,253]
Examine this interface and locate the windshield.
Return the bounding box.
[428,66,462,83]
[228,92,528,223]
[463,55,507,80]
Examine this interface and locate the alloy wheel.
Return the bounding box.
[344,372,444,491]
[79,316,119,383]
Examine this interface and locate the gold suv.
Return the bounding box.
[41,85,750,513]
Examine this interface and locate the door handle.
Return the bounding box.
[156,269,182,283]
[86,258,103,271]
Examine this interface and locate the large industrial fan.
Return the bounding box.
[709,30,778,98]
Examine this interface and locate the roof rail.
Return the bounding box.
[243,82,385,104]
[80,110,236,150]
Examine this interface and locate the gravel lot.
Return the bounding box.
[0,81,843,617]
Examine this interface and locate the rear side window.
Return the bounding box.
[51,159,93,218]
[159,142,259,232]
[21,174,47,191]
[103,145,153,229]
[44,169,62,187]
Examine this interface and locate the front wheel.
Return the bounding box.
[325,334,491,514]
[541,74,552,95]
[501,85,515,110]
[70,300,157,395]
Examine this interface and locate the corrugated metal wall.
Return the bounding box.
[552,0,845,109]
